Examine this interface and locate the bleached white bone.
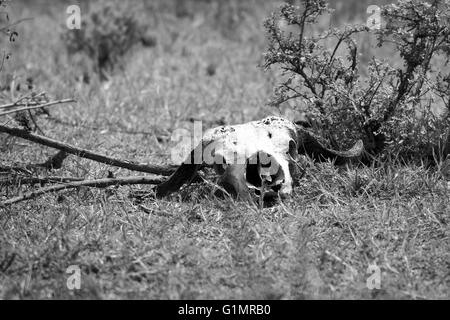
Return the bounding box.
[156,116,364,200]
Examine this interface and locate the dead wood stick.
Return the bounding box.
[0,99,76,117]
[0,124,177,176]
[0,176,164,206]
[0,92,47,109]
[0,175,84,186]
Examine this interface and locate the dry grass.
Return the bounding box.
[0,0,449,299]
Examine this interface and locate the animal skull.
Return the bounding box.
[156,116,364,200]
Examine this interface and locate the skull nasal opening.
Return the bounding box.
[245,151,284,189]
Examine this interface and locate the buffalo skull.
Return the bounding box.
[156,116,363,200]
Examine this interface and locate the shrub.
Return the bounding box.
[62,0,156,80]
[263,0,450,161]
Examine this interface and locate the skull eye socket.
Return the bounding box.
[288,139,298,159]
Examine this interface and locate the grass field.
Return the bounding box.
[0,0,449,299]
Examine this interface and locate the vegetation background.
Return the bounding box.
[0,0,449,299]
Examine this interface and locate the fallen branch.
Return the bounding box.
[0,92,47,110]
[0,98,76,117]
[0,124,177,176]
[1,175,84,187]
[0,176,164,206]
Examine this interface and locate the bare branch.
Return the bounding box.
[0,124,177,176]
[0,99,75,117]
[0,175,84,187]
[0,176,164,206]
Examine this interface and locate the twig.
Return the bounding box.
[0,175,84,186]
[0,176,164,206]
[0,92,44,109]
[0,99,76,117]
[0,124,177,176]
[27,109,45,135]
[0,17,34,34]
